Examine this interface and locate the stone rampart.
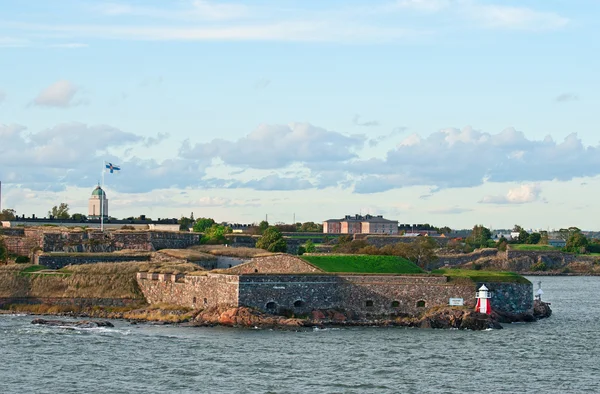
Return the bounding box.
[481,282,533,315]
[136,272,239,309]
[0,297,141,308]
[2,235,40,257]
[237,274,475,318]
[36,253,152,270]
[435,249,500,268]
[226,255,322,275]
[6,229,201,254]
[137,270,533,318]
[149,231,201,250]
[0,228,26,237]
[365,235,450,248]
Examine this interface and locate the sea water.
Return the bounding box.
[1,276,598,393]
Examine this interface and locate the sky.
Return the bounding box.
[0,0,599,230]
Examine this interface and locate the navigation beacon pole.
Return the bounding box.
[100,162,105,232]
[475,284,492,314]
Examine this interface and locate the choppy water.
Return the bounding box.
[1,276,598,394]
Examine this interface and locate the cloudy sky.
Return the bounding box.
[0,0,598,230]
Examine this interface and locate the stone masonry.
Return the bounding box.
[225,255,322,274]
[137,271,532,318]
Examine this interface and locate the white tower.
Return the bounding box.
[88,185,108,219]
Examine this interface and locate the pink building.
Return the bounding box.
[323,214,399,235]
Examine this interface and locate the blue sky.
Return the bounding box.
[1,0,599,229]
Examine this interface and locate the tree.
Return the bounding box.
[71,213,87,222]
[407,237,438,270]
[258,220,270,235]
[517,229,529,244]
[48,203,70,219]
[566,230,588,253]
[193,217,216,233]
[540,230,549,245]
[558,227,581,241]
[256,227,287,252]
[274,224,296,232]
[438,226,452,235]
[299,221,323,232]
[513,224,524,233]
[0,209,16,221]
[179,215,195,231]
[527,232,541,245]
[200,224,232,244]
[303,239,316,253]
[466,225,492,248]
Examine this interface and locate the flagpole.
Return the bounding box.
[101,161,105,232]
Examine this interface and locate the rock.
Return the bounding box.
[311,310,326,320]
[31,319,114,328]
[417,308,503,330]
[533,300,552,319]
[459,312,503,330]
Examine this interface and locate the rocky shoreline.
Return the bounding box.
[14,300,552,331]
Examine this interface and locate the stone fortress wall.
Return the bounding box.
[137,270,533,318]
[36,254,152,270]
[1,228,200,256]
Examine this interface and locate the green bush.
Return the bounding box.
[530,261,548,272]
[303,240,316,253]
[256,227,287,252]
[15,256,30,264]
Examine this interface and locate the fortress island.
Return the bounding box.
[0,223,553,330]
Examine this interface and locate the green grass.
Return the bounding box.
[431,268,531,284]
[302,254,424,274]
[510,244,557,251]
[19,265,48,274]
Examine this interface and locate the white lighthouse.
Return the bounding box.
[475,284,492,314]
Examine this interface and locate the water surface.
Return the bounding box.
[1,276,597,393]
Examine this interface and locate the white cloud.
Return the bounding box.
[96,1,249,21]
[190,0,249,20]
[254,78,270,90]
[480,184,542,204]
[48,43,88,48]
[32,80,83,108]
[339,126,600,193]
[555,93,579,102]
[233,174,315,191]
[181,122,366,169]
[465,4,568,30]
[353,114,380,127]
[392,0,450,12]
[428,206,473,214]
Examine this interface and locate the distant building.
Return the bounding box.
[323,214,399,235]
[88,185,108,220]
[548,239,566,248]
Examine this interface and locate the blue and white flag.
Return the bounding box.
[105,162,121,174]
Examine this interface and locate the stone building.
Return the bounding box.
[323,214,399,235]
[88,185,108,220]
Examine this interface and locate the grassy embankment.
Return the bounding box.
[302,254,528,283]
[431,268,530,284]
[302,254,425,274]
[509,244,558,251]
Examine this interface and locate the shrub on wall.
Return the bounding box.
[531,261,548,272]
[15,256,30,264]
[0,237,7,262]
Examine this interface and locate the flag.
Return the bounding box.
[105,162,121,174]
